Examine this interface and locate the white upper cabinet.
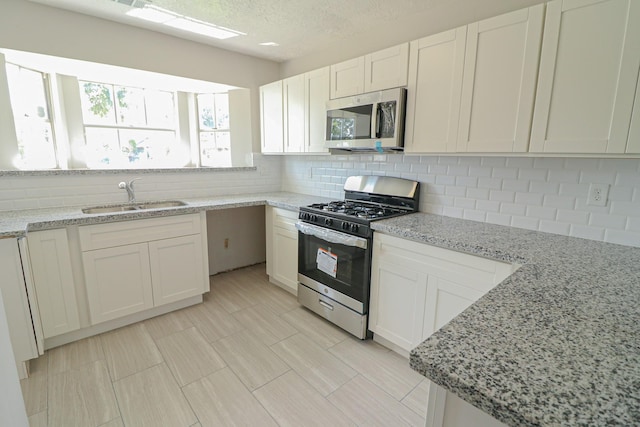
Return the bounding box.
[330,56,365,99]
[530,0,640,153]
[260,67,329,154]
[405,27,467,153]
[283,74,305,153]
[457,5,544,153]
[305,67,330,153]
[330,43,409,99]
[260,80,284,153]
[364,43,409,92]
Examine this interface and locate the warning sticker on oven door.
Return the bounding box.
[316,248,337,278]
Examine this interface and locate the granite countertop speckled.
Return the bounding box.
[372,213,640,427]
[0,192,329,238]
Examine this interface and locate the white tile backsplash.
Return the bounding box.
[5,152,638,248]
[282,154,640,247]
[0,155,283,211]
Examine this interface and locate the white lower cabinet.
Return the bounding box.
[265,206,298,294]
[27,229,80,338]
[149,234,205,306]
[79,213,208,325]
[369,233,516,353]
[82,242,154,324]
[0,238,41,370]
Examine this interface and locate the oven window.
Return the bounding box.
[326,105,372,140]
[298,231,369,304]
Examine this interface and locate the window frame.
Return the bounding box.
[5,62,61,169]
[1,55,240,171]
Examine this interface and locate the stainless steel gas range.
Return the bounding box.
[295,175,420,339]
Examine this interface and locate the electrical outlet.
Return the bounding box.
[224,238,229,249]
[587,183,609,207]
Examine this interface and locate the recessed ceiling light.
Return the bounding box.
[125,4,245,40]
[165,18,243,40]
[259,42,279,46]
[126,5,175,23]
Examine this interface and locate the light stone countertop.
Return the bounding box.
[0,192,330,238]
[372,213,640,427]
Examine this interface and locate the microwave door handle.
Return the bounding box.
[375,103,382,138]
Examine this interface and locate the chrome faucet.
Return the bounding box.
[118,178,141,203]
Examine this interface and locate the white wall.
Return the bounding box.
[280,0,546,77]
[282,155,640,248]
[0,0,280,153]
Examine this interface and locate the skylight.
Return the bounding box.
[126,4,245,40]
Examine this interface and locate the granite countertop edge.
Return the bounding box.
[0,192,328,238]
[372,212,640,427]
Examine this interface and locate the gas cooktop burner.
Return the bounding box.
[306,201,406,220]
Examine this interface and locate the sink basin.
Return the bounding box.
[135,201,187,209]
[82,200,186,214]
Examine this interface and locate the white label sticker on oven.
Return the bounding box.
[316,248,337,278]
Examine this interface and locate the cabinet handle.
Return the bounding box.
[319,300,334,311]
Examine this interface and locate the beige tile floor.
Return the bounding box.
[21,263,429,427]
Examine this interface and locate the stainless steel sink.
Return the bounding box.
[135,201,187,209]
[82,200,186,214]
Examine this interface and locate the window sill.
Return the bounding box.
[0,166,257,177]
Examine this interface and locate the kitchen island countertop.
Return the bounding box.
[0,192,329,238]
[372,212,640,427]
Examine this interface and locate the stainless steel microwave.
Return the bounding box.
[325,87,407,151]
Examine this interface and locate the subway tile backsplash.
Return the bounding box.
[1,152,639,248]
[0,155,282,212]
[282,154,640,248]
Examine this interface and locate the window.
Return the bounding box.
[5,63,57,169]
[79,81,186,168]
[197,93,231,167]
[1,49,250,171]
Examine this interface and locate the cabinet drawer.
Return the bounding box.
[79,214,201,251]
[272,207,299,230]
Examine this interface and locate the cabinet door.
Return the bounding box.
[305,67,330,153]
[272,226,299,293]
[27,229,80,338]
[369,251,429,352]
[530,0,640,153]
[364,43,409,92]
[422,276,485,339]
[457,5,544,152]
[149,235,206,306]
[82,243,154,324]
[0,239,40,363]
[266,207,299,294]
[330,57,365,99]
[260,80,284,153]
[627,72,640,153]
[405,27,466,153]
[283,74,305,153]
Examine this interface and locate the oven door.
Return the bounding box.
[296,222,370,313]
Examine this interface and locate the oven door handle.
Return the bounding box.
[295,222,368,250]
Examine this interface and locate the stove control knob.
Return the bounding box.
[300,213,307,220]
[325,218,333,226]
[350,224,359,233]
[311,215,318,222]
[341,222,349,230]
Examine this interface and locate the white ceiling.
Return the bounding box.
[27,0,445,63]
